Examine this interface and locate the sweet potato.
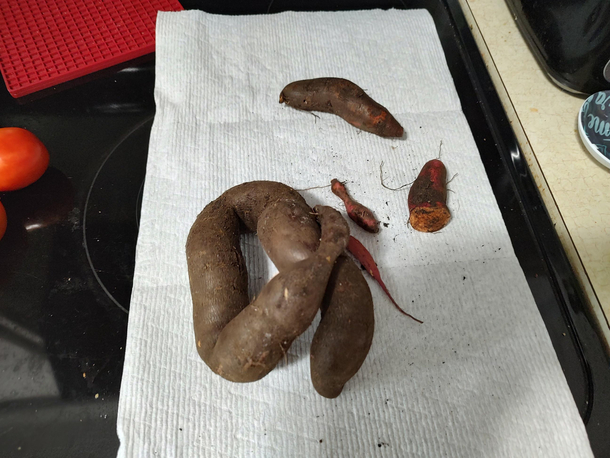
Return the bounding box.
[347,236,422,323]
[311,254,374,398]
[279,78,404,138]
[408,159,451,232]
[186,181,374,396]
[331,179,379,233]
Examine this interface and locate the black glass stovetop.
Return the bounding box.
[0,1,608,457]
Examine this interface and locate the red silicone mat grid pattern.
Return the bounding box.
[0,0,183,97]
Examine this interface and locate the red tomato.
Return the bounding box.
[0,127,50,191]
[0,201,6,241]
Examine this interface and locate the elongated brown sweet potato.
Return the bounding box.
[186,181,374,396]
[311,255,374,398]
[279,78,404,138]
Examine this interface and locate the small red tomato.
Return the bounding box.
[0,127,50,191]
[0,201,6,241]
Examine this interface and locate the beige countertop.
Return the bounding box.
[459,0,610,349]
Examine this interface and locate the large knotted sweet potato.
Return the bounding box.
[186,181,374,397]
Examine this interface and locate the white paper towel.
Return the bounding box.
[117,9,593,457]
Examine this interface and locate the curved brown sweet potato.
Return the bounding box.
[186,181,375,395]
[279,78,404,138]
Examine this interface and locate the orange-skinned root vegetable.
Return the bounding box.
[331,179,380,233]
[408,159,451,232]
[347,236,423,324]
[279,78,404,138]
[186,181,374,398]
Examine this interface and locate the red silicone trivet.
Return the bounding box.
[0,0,183,98]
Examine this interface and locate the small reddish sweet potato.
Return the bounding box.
[408,159,451,232]
[331,179,379,233]
[279,78,404,138]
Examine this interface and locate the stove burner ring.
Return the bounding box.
[83,116,153,313]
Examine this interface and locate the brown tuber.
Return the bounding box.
[408,159,451,232]
[279,78,404,138]
[331,179,380,233]
[185,181,374,398]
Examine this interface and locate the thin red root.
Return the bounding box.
[347,236,423,323]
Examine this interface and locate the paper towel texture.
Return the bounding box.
[117,9,593,457]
